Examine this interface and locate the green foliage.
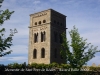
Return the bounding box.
[13,63,100,71]
[60,26,100,69]
[0,0,17,57]
[7,62,27,69]
[30,63,38,68]
[0,9,14,25]
[89,66,100,71]
[1,62,100,75]
[8,62,21,68]
[37,63,46,69]
[60,64,71,69]
[51,62,59,68]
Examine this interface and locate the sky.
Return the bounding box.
[0,0,100,66]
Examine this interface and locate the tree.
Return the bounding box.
[0,0,17,57]
[60,26,100,69]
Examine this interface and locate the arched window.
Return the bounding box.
[41,31,46,42]
[41,32,43,42]
[38,21,41,24]
[54,49,57,58]
[34,33,38,43]
[43,20,46,23]
[34,33,36,43]
[35,22,37,25]
[41,48,45,58]
[43,31,46,41]
[33,49,37,59]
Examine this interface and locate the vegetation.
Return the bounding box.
[0,0,17,57]
[0,1,99,75]
[60,26,100,70]
[0,62,99,71]
[0,62,100,75]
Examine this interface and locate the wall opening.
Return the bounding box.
[43,20,46,23]
[41,48,45,58]
[38,21,41,24]
[35,22,37,25]
[33,49,37,59]
[41,31,46,42]
[34,33,38,43]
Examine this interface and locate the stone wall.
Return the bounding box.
[28,9,66,64]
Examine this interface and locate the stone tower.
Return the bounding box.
[28,9,67,64]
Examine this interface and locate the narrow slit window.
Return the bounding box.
[43,31,46,41]
[41,32,43,42]
[33,49,37,59]
[41,48,45,58]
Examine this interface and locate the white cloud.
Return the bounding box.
[0,56,27,64]
[33,0,41,5]
[8,56,27,61]
[10,45,28,55]
[0,57,7,61]
[1,0,100,66]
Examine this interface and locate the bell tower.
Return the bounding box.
[28,9,67,64]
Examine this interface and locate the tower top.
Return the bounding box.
[30,9,67,17]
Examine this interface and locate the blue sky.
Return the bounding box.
[0,0,100,66]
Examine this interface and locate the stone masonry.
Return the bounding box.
[28,9,67,64]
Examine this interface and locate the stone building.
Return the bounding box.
[28,9,67,64]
